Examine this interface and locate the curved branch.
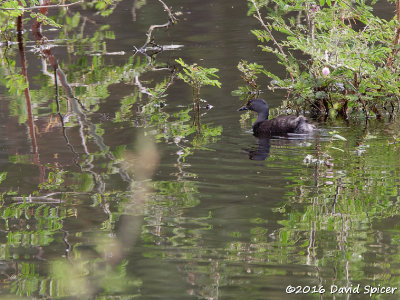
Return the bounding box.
[134,0,177,54]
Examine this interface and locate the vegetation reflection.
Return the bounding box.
[0,0,221,298]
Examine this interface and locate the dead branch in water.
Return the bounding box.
[134,0,177,54]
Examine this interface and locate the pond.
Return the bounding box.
[0,0,400,299]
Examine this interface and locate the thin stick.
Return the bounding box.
[158,0,176,23]
[144,0,176,45]
[250,0,294,81]
[133,0,177,54]
[386,0,400,67]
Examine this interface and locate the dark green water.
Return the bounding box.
[0,0,400,299]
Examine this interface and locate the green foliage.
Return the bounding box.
[0,2,219,298]
[174,58,222,136]
[192,124,223,149]
[30,12,61,27]
[0,1,61,30]
[153,107,223,161]
[0,0,124,40]
[0,172,7,185]
[9,154,32,164]
[247,0,400,118]
[5,74,28,96]
[232,60,265,99]
[38,170,65,191]
[175,58,221,90]
[2,1,400,298]
[87,0,122,16]
[48,257,142,298]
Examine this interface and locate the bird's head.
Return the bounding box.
[238,98,269,114]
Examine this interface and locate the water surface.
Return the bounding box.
[0,0,399,299]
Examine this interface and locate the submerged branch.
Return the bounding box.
[31,6,131,185]
[54,65,81,167]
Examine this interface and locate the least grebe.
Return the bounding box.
[238,98,316,137]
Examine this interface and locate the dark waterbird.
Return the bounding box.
[238,98,316,137]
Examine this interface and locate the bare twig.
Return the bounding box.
[304,3,315,44]
[158,0,176,23]
[134,0,177,54]
[145,24,169,44]
[134,64,175,98]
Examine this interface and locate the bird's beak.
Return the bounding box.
[238,105,249,111]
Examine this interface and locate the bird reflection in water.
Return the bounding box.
[247,138,271,161]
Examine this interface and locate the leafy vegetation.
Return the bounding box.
[0,0,225,297]
[175,58,221,130]
[245,0,400,119]
[233,60,265,98]
[1,0,400,299]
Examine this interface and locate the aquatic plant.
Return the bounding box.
[233,60,265,99]
[175,58,221,128]
[245,0,400,119]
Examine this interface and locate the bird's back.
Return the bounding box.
[254,115,314,136]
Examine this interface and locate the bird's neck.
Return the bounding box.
[254,111,269,126]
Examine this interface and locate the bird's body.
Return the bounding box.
[253,115,313,136]
[238,99,316,137]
